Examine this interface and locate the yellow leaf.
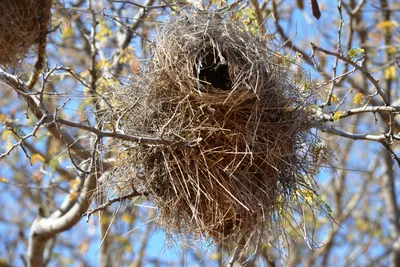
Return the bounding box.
[121,214,131,223]
[80,69,90,78]
[5,138,12,151]
[100,215,111,225]
[333,111,342,122]
[388,46,397,55]
[95,21,113,45]
[303,189,314,203]
[96,59,110,69]
[68,192,79,200]
[124,243,133,253]
[384,66,396,80]
[330,94,339,103]
[1,130,12,140]
[353,93,365,105]
[61,24,75,39]
[69,179,81,191]
[0,177,8,183]
[376,20,398,33]
[31,154,45,164]
[119,48,133,64]
[116,236,125,243]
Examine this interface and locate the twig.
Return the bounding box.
[108,0,170,11]
[105,0,156,74]
[56,116,185,146]
[228,245,240,267]
[0,114,48,162]
[83,191,145,219]
[380,141,400,167]
[0,68,184,147]
[318,126,394,142]
[316,105,400,122]
[321,0,343,107]
[311,42,389,105]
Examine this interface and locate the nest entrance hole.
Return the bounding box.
[195,50,232,91]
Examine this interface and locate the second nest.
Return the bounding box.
[106,13,318,246]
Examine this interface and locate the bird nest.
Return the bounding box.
[103,12,320,248]
[0,0,51,65]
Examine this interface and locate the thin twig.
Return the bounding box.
[321,0,343,107]
[311,42,389,105]
[83,191,146,218]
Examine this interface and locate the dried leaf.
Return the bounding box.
[0,114,6,123]
[69,179,81,191]
[32,172,42,182]
[130,56,139,74]
[310,0,321,19]
[68,192,79,200]
[297,0,304,9]
[79,240,89,255]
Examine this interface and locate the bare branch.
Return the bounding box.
[108,0,170,11]
[27,173,97,266]
[83,190,146,218]
[316,105,400,122]
[0,68,90,160]
[311,42,389,105]
[321,0,343,107]
[319,126,390,142]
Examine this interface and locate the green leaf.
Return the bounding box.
[347,48,364,59]
[49,159,58,172]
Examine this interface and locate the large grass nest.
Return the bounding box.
[104,12,320,248]
[0,0,51,65]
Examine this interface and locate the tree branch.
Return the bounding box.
[27,172,97,266]
[311,42,389,105]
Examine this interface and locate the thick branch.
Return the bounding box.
[27,173,97,267]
